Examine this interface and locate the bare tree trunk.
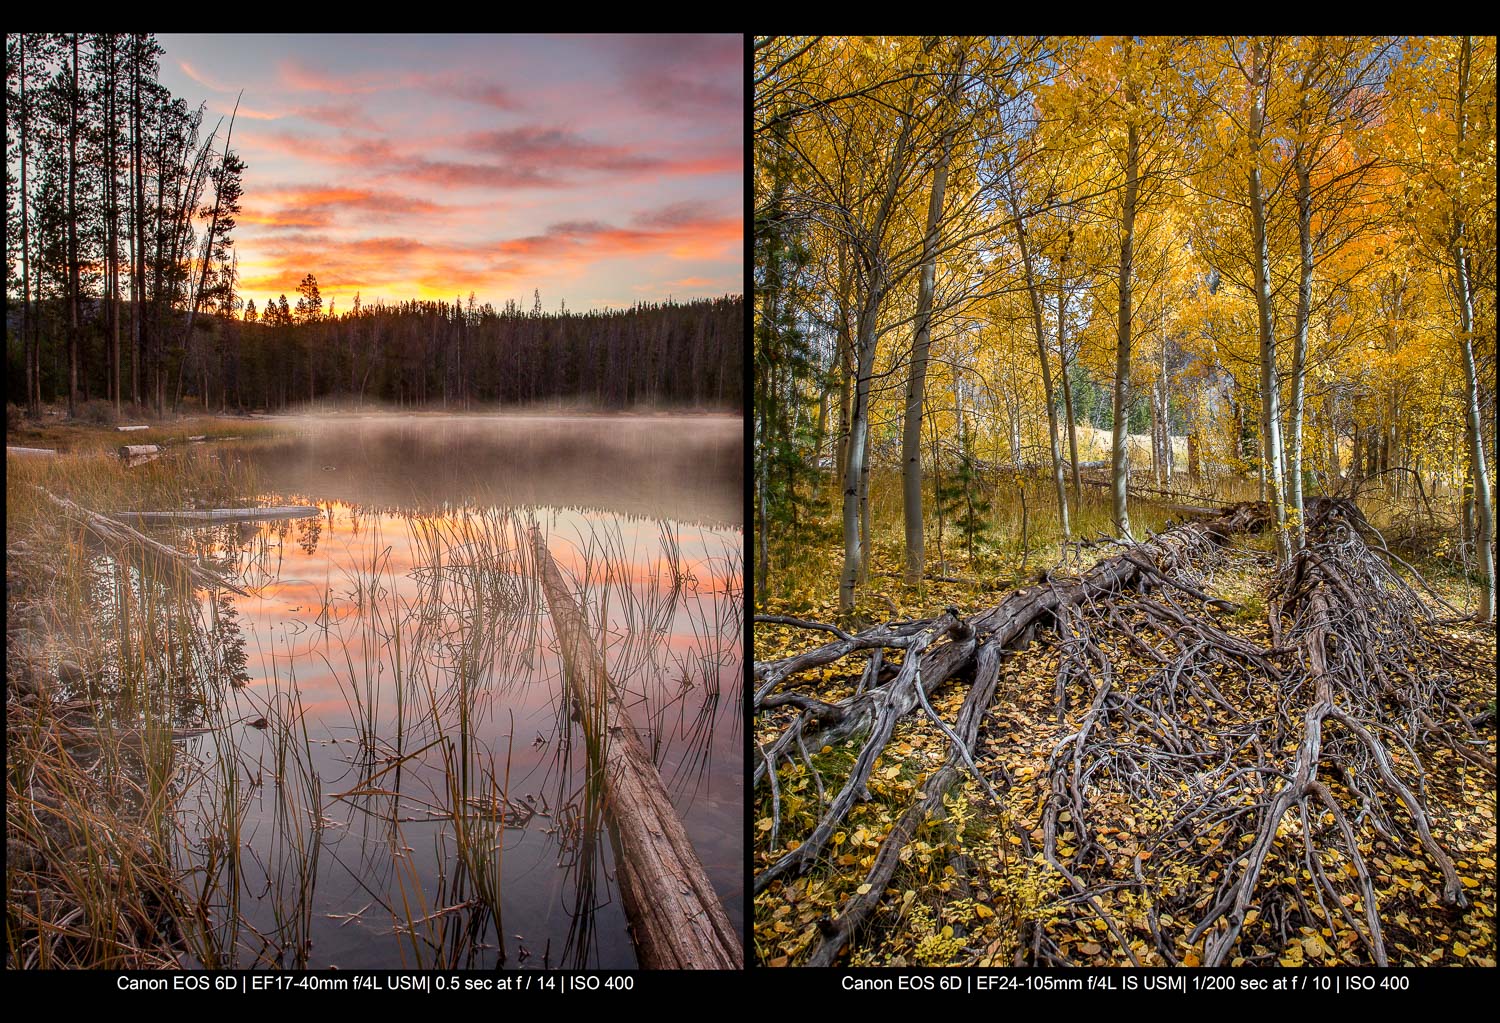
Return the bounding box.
[67,34,80,419]
[858,421,873,586]
[1059,275,1082,510]
[1452,35,1494,624]
[18,34,39,417]
[131,35,144,408]
[902,129,952,584]
[1247,39,1291,563]
[530,527,742,968]
[839,108,912,615]
[1289,160,1314,541]
[840,280,881,615]
[1005,160,1070,540]
[1111,112,1139,537]
[757,427,770,604]
[812,381,830,500]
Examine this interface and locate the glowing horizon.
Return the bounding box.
[157,34,744,316]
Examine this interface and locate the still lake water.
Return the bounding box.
[176,415,743,968]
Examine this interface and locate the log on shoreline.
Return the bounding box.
[38,488,249,597]
[119,506,321,524]
[118,444,163,467]
[529,525,742,970]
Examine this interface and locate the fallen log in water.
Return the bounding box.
[529,526,742,970]
[118,506,320,524]
[38,488,249,597]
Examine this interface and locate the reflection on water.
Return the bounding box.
[168,416,742,968]
[240,414,743,527]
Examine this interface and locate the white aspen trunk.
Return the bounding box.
[1111,112,1139,537]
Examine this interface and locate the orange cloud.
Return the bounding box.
[236,205,739,303]
[242,185,448,230]
[246,126,738,192]
[276,58,383,95]
[434,77,519,111]
[180,60,237,94]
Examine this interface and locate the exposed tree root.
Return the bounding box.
[1023,497,1482,968]
[753,502,1269,954]
[755,497,1492,966]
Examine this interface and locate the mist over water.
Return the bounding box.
[179,414,742,969]
[246,414,744,528]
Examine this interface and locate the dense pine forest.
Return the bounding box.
[6,33,742,415]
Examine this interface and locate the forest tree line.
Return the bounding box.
[6,32,245,418]
[6,33,742,415]
[753,36,1496,620]
[194,287,741,411]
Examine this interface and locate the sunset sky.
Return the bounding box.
[156,34,743,316]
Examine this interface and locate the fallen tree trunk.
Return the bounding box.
[39,488,249,597]
[118,444,163,468]
[116,424,149,432]
[529,526,742,970]
[7,447,57,458]
[119,506,320,524]
[754,502,1269,934]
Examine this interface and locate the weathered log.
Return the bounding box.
[7,447,57,458]
[116,424,149,432]
[118,443,163,468]
[529,526,742,969]
[118,506,320,524]
[38,488,249,597]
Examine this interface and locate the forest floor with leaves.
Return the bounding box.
[753,493,1496,968]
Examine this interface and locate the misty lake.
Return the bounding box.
[168,414,743,968]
